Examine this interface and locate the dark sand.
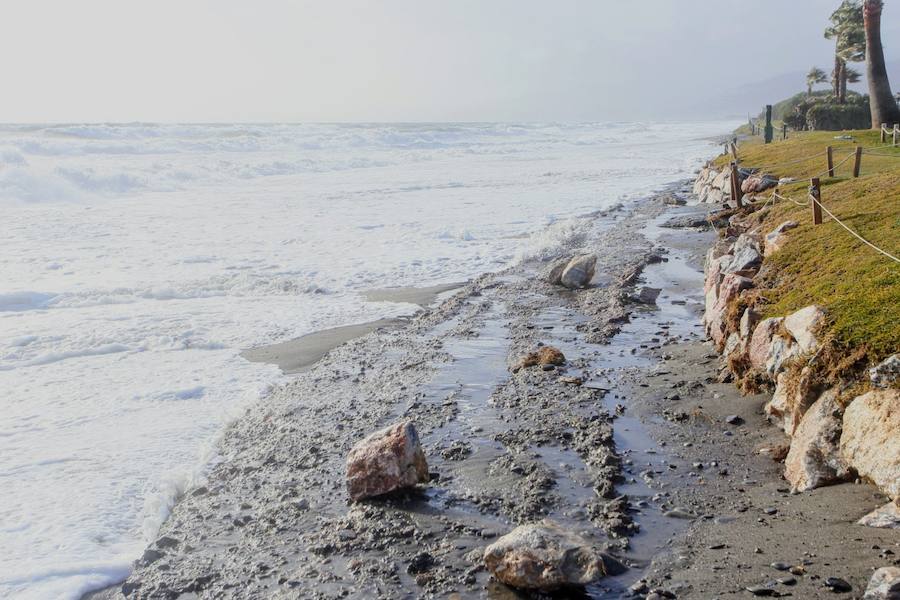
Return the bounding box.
[241,318,402,374]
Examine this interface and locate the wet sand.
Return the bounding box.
[241,283,465,374]
[241,318,402,374]
[363,282,466,307]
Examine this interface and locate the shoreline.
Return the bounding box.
[241,283,466,375]
[87,168,894,598]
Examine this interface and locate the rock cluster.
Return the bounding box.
[695,177,900,509]
[693,164,757,205]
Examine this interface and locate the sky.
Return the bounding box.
[2,0,899,122]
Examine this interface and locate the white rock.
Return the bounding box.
[765,334,800,378]
[870,354,900,389]
[863,567,900,599]
[841,389,900,501]
[764,220,799,257]
[783,305,825,355]
[483,520,605,590]
[560,254,596,289]
[784,389,850,492]
[858,502,900,530]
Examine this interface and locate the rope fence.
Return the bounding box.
[719,120,899,266]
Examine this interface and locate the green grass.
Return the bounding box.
[717,130,900,365]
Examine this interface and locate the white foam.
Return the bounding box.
[0,120,736,598]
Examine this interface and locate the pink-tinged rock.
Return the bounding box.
[863,567,900,599]
[783,305,826,355]
[784,389,850,492]
[705,273,753,349]
[764,372,790,429]
[767,367,820,436]
[346,420,429,502]
[858,502,900,530]
[841,389,900,502]
[483,521,605,590]
[741,174,778,194]
[704,254,727,295]
[739,308,760,341]
[748,317,783,372]
[764,220,799,257]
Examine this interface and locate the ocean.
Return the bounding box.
[0,121,733,598]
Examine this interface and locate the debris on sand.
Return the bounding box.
[512,345,566,372]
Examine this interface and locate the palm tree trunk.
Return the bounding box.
[834,53,842,97]
[840,61,848,103]
[864,0,900,127]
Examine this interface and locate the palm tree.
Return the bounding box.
[825,0,866,103]
[842,67,862,102]
[864,0,900,126]
[807,67,828,95]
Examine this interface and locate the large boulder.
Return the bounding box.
[346,421,429,502]
[858,502,900,530]
[765,334,801,378]
[748,317,783,372]
[742,174,778,194]
[783,305,826,355]
[783,389,850,492]
[863,567,900,599]
[483,521,605,591]
[704,273,753,348]
[870,354,900,389]
[841,389,900,501]
[560,255,596,289]
[546,259,569,286]
[739,308,760,341]
[720,234,762,276]
[764,220,799,257]
[766,366,821,436]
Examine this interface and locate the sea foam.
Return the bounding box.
[0,120,735,598]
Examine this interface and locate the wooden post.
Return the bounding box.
[810,178,823,225]
[783,123,788,140]
[764,105,773,144]
[882,123,888,143]
[826,145,834,177]
[894,124,899,147]
[853,146,863,178]
[730,141,739,161]
[731,161,743,208]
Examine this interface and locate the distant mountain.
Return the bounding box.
[691,60,900,120]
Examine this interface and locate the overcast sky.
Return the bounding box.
[2,0,899,122]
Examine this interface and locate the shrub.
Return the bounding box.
[806,102,871,130]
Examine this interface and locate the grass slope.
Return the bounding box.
[717,130,899,364]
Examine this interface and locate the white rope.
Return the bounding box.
[772,191,809,207]
[862,149,900,158]
[809,196,900,265]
